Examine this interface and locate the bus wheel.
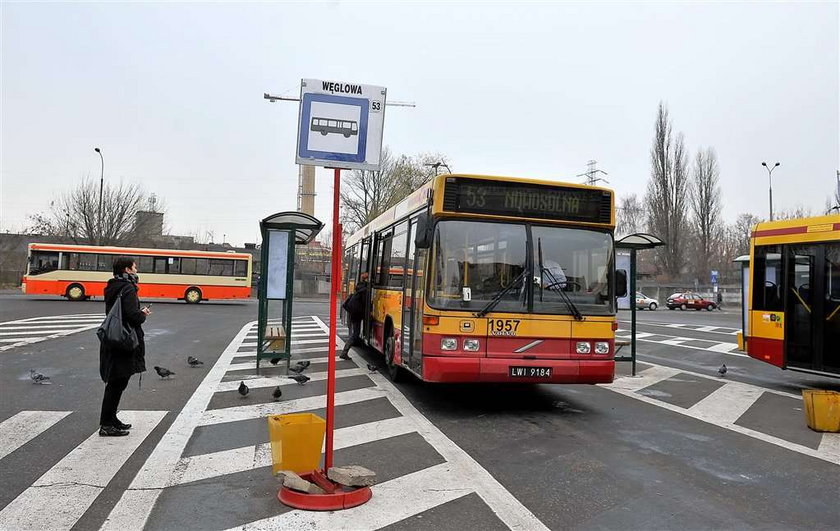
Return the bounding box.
[384,332,403,382]
[185,288,202,304]
[66,284,86,301]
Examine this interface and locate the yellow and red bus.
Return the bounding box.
[747,214,840,377]
[22,243,252,303]
[342,173,626,383]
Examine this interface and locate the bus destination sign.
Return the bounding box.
[442,177,612,224]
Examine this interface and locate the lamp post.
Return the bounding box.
[94,148,104,243]
[761,161,780,221]
[424,161,452,176]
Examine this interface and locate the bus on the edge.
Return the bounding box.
[22,243,252,304]
[342,173,627,383]
[747,214,840,377]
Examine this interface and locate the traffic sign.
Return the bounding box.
[295,79,386,171]
[711,270,719,284]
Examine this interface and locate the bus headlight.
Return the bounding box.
[594,342,610,354]
[441,338,458,351]
[576,341,591,354]
[463,339,480,351]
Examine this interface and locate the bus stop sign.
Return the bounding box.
[295,78,387,171]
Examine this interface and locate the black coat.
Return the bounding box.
[343,280,369,321]
[99,278,146,382]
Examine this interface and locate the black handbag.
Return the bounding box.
[96,286,140,351]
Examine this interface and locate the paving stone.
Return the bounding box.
[328,464,377,487]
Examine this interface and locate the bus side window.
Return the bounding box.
[753,246,783,312]
[181,258,197,275]
[234,260,248,277]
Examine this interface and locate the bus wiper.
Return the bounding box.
[538,238,583,321]
[475,268,529,318]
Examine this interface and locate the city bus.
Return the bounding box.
[747,214,840,377]
[342,173,626,383]
[22,243,252,303]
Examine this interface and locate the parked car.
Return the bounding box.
[635,292,659,310]
[667,292,717,311]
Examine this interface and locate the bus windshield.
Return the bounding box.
[428,220,614,315]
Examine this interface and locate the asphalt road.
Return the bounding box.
[0,292,838,530]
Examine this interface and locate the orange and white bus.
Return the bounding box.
[747,214,840,377]
[342,174,626,383]
[22,243,252,303]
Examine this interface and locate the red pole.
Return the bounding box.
[324,167,341,471]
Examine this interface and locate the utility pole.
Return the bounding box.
[577,160,609,186]
[94,148,104,244]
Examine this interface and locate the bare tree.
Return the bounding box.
[27,179,162,245]
[616,194,645,237]
[689,147,722,280]
[733,212,762,256]
[645,102,690,278]
[774,205,812,221]
[340,147,451,232]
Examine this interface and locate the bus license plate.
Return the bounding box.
[509,366,552,378]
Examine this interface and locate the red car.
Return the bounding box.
[666,292,718,311]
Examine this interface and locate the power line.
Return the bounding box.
[577,160,609,186]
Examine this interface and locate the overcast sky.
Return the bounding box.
[2,1,838,246]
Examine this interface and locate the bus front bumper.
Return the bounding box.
[422,357,614,384]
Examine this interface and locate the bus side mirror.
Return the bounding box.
[615,269,628,298]
[415,213,433,249]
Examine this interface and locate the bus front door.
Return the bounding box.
[785,245,831,373]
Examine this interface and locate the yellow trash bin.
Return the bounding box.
[267,413,326,474]
[802,390,840,433]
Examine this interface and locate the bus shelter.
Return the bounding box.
[257,211,324,373]
[615,233,665,375]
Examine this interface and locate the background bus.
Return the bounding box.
[22,243,252,303]
[747,214,840,377]
[342,173,626,384]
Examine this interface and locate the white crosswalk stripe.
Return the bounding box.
[0,411,72,460]
[0,411,166,531]
[0,314,103,351]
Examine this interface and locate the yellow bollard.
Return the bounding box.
[267,413,326,474]
[802,390,840,433]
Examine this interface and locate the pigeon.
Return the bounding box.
[288,360,311,374]
[187,356,204,367]
[238,381,249,397]
[269,357,282,365]
[30,369,51,384]
[718,364,727,377]
[366,363,378,373]
[271,386,283,401]
[288,374,310,385]
[154,366,175,378]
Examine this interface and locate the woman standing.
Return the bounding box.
[99,256,150,436]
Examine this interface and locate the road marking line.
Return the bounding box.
[0,325,101,351]
[226,462,471,531]
[603,364,840,466]
[0,329,92,336]
[0,323,101,330]
[309,316,548,531]
[100,322,254,531]
[0,411,72,460]
[227,356,331,371]
[290,338,329,345]
[177,416,417,485]
[199,388,385,426]
[216,367,367,392]
[603,365,682,392]
[618,320,739,335]
[0,410,165,531]
[688,382,765,424]
[818,433,840,461]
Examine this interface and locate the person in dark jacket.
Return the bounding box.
[99,256,150,436]
[340,272,369,360]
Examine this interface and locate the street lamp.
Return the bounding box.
[424,161,452,176]
[94,148,104,243]
[761,161,780,221]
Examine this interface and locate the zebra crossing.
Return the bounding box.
[98,316,544,531]
[0,314,103,351]
[604,363,840,466]
[615,328,743,356]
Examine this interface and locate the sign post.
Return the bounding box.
[276,78,385,510]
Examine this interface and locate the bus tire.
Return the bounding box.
[384,325,403,382]
[66,284,86,301]
[185,287,202,304]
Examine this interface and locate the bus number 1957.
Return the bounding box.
[488,319,521,336]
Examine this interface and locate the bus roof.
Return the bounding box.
[752,213,840,244]
[28,242,252,260]
[345,173,614,248]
